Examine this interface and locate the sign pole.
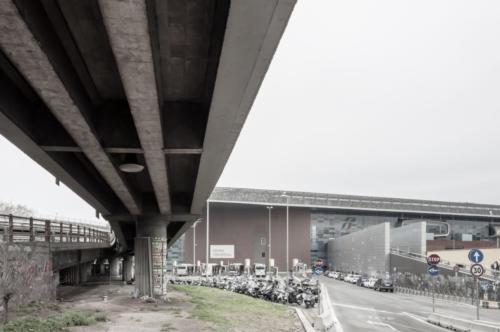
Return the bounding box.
[476,277,480,320]
[427,254,440,314]
[468,249,485,321]
[432,284,435,313]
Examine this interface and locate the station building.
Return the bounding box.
[168,187,500,271]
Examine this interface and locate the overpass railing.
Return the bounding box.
[0,213,111,245]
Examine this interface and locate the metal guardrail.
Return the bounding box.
[0,213,111,245]
[390,248,500,282]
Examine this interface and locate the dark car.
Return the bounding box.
[374,278,394,292]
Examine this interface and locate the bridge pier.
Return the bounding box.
[123,256,135,283]
[110,257,122,280]
[135,217,168,299]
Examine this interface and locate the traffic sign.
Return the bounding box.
[470,263,484,278]
[468,249,484,264]
[427,254,441,266]
[427,265,439,276]
[314,267,324,275]
[453,265,460,273]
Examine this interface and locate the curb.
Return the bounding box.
[427,313,500,332]
[294,308,316,332]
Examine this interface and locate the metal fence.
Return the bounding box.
[395,272,500,302]
[0,213,110,244]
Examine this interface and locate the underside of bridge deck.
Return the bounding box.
[0,0,296,296]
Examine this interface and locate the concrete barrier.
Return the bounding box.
[319,283,344,332]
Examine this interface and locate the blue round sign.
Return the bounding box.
[314,267,323,275]
[468,249,484,264]
[427,265,439,277]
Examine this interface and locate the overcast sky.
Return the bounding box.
[2,0,500,220]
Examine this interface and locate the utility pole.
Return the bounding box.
[267,206,273,265]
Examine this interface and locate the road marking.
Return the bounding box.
[329,302,396,315]
[474,319,500,327]
[367,320,399,331]
[401,312,445,329]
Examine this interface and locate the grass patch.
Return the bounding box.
[160,322,176,331]
[171,285,292,331]
[0,310,107,332]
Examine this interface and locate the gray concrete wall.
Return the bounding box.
[0,242,56,307]
[391,222,427,255]
[327,222,390,276]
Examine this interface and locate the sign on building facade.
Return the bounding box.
[210,245,235,259]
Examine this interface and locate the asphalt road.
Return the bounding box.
[321,277,500,332]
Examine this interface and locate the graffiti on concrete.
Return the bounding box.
[0,243,55,307]
[151,237,167,297]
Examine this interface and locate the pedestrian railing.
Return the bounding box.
[390,248,499,281]
[0,213,111,245]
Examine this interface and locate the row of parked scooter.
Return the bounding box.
[170,275,320,308]
[326,271,394,292]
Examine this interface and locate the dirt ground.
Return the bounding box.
[53,282,303,332]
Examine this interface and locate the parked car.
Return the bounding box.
[357,276,369,287]
[374,278,394,292]
[364,277,378,288]
[351,274,362,284]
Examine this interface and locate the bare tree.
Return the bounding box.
[0,202,34,217]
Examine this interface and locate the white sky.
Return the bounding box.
[2,0,500,220]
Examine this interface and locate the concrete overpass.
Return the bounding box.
[0,0,296,297]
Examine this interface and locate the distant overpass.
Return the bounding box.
[0,213,116,306]
[0,0,296,297]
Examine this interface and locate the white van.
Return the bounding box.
[176,264,191,276]
[254,263,266,277]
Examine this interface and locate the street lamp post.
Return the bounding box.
[266,206,273,266]
[206,201,210,278]
[281,193,290,272]
[192,219,201,268]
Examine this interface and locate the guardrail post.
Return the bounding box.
[8,214,13,242]
[29,217,34,241]
[77,225,80,242]
[45,220,51,242]
[59,222,63,242]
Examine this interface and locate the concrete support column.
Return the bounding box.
[110,257,121,279]
[123,256,135,282]
[135,217,167,298]
[79,262,92,284]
